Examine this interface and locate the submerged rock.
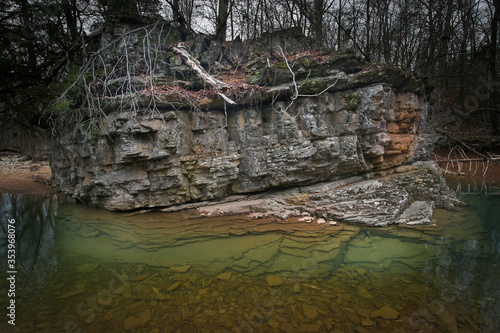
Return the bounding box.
[371,306,400,320]
[170,265,191,273]
[166,281,182,292]
[123,309,151,330]
[357,286,374,300]
[265,275,284,287]
[76,262,98,273]
[216,271,232,280]
[302,303,319,319]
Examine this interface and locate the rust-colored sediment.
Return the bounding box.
[0,154,52,193]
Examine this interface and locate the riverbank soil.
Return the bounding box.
[0,152,52,193]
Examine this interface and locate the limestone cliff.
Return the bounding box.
[50,24,452,223]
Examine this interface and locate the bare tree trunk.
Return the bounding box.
[313,0,324,46]
[382,1,391,64]
[437,0,453,74]
[216,0,230,41]
[338,0,343,50]
[366,0,371,59]
[426,0,436,74]
[172,0,181,23]
[20,0,36,69]
[98,0,140,20]
[252,0,261,39]
[167,0,189,30]
[490,0,500,134]
[171,43,235,104]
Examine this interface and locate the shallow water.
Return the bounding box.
[0,181,499,332]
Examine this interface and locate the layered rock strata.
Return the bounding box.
[50,34,453,223]
[52,84,433,210]
[194,161,455,226]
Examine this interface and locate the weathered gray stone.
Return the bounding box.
[50,41,451,219]
[51,83,435,211]
[399,201,434,225]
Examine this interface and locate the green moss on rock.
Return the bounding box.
[343,92,361,111]
[298,78,326,95]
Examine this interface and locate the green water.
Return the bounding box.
[0,183,499,332]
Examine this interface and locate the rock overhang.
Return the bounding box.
[49,28,453,224]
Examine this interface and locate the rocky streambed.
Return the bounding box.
[3,189,492,333]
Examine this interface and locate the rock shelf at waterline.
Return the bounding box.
[49,23,450,223]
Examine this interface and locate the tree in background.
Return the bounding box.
[215,0,230,40]
[0,0,96,156]
[1,0,499,157]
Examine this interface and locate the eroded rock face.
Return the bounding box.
[51,81,434,211]
[50,29,443,216]
[196,162,455,226]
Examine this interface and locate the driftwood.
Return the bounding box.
[171,43,236,105]
[435,128,500,165]
[435,158,500,163]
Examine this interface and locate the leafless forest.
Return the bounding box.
[1,0,499,155]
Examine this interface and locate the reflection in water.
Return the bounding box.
[0,188,499,332]
[55,204,358,277]
[0,193,58,290]
[423,199,500,331]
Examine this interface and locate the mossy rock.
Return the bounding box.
[349,66,414,90]
[296,56,314,68]
[329,51,366,73]
[342,92,361,111]
[298,78,326,95]
[273,61,289,69]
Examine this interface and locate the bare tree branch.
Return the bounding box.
[275,46,340,114]
[435,127,500,165]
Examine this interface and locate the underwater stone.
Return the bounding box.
[302,303,319,320]
[167,281,182,292]
[265,275,284,287]
[371,306,400,320]
[170,265,191,273]
[123,309,151,330]
[216,271,232,281]
[357,286,374,300]
[76,263,98,273]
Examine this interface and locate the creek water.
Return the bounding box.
[0,177,499,332]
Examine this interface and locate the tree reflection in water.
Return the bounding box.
[0,193,58,291]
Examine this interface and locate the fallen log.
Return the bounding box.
[435,128,500,165]
[171,43,236,105]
